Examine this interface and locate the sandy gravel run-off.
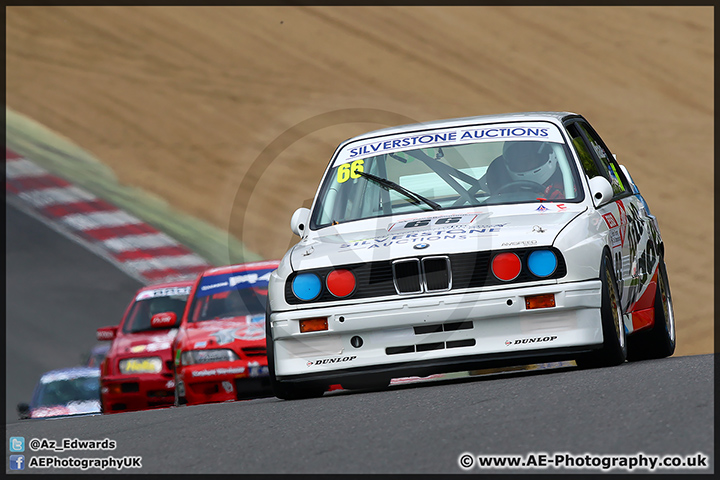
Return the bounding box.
[5,7,713,356]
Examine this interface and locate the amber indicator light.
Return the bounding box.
[525,294,556,309]
[299,317,329,333]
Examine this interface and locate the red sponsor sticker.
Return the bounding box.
[602,212,618,229]
[151,312,176,328]
[615,201,627,246]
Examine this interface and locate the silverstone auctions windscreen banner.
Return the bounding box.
[333,122,564,166]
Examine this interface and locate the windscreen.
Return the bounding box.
[311,122,583,229]
[188,269,273,322]
[122,286,191,333]
[34,376,100,408]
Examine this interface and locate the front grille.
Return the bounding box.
[242,346,266,357]
[120,382,139,393]
[392,259,422,294]
[146,390,172,398]
[422,257,451,291]
[284,247,566,304]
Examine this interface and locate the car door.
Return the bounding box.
[564,118,660,329]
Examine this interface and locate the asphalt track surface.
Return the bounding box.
[5,200,143,421]
[5,202,715,474]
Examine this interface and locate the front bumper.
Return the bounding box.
[270,280,604,380]
[178,360,271,405]
[101,374,175,413]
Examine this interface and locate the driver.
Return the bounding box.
[502,141,564,200]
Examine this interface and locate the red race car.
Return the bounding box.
[173,261,280,405]
[97,279,193,414]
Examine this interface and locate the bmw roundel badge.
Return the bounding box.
[414,243,430,250]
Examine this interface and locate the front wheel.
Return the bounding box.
[576,253,627,368]
[626,259,676,361]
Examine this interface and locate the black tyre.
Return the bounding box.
[266,302,326,400]
[173,371,187,406]
[626,259,676,361]
[576,253,627,368]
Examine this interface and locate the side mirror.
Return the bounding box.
[290,207,311,237]
[17,402,30,419]
[151,311,177,328]
[96,326,118,341]
[588,176,614,208]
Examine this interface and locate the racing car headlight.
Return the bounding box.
[292,273,322,301]
[326,269,356,297]
[527,249,557,277]
[181,349,239,365]
[491,252,522,281]
[118,357,163,374]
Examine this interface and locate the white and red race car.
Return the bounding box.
[266,111,675,399]
[172,261,280,405]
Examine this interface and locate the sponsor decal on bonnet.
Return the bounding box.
[210,326,265,345]
[339,224,508,250]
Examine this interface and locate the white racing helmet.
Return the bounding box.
[502,141,558,184]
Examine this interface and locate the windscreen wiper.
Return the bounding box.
[356,170,441,211]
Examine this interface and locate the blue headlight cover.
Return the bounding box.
[292,273,322,301]
[527,250,557,277]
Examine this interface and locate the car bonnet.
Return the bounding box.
[180,317,266,350]
[31,401,101,418]
[291,204,586,269]
[112,329,178,356]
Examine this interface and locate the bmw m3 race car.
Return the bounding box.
[18,367,101,419]
[173,261,280,405]
[96,280,193,414]
[266,111,675,399]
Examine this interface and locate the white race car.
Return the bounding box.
[266,112,675,399]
